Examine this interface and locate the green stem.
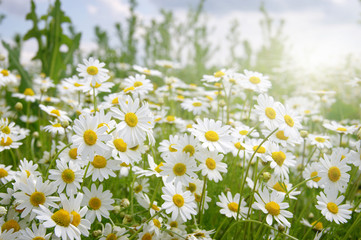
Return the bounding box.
[198,175,208,225]
[213,217,228,239]
[128,210,165,240]
[80,161,91,190]
[93,87,97,113]
[45,143,71,178]
[301,216,324,240]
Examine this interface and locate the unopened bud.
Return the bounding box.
[33,131,39,138]
[357,128,361,140]
[278,225,286,232]
[0,54,5,61]
[262,172,271,181]
[61,120,69,128]
[0,206,7,217]
[297,164,304,172]
[225,187,231,192]
[113,205,121,214]
[92,230,102,237]
[15,102,23,111]
[122,214,132,224]
[120,198,130,208]
[308,212,314,219]
[300,130,308,138]
[219,99,226,107]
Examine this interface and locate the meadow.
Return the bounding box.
[0,0,361,239]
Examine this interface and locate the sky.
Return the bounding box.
[1,0,361,70]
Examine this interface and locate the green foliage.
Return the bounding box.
[23,0,81,83]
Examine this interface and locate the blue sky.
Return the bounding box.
[1,0,361,69]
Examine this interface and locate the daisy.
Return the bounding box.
[43,121,67,135]
[315,190,352,224]
[134,178,150,195]
[181,98,210,115]
[72,113,111,159]
[318,151,351,193]
[58,142,84,165]
[108,129,141,164]
[278,103,302,138]
[14,176,58,218]
[158,135,180,158]
[198,149,227,183]
[17,158,41,179]
[155,59,180,69]
[161,182,197,221]
[308,134,332,149]
[174,133,202,158]
[323,121,357,135]
[133,65,162,77]
[136,192,162,216]
[82,184,114,223]
[190,118,233,153]
[160,151,199,186]
[34,193,90,240]
[12,88,39,102]
[87,151,120,181]
[266,177,300,200]
[231,122,259,142]
[82,81,114,95]
[347,141,361,169]
[201,69,229,83]
[244,138,269,161]
[0,134,25,152]
[0,118,17,138]
[39,104,71,122]
[135,154,164,178]
[48,160,84,195]
[0,164,14,184]
[77,57,109,85]
[254,94,282,129]
[303,162,322,188]
[19,222,52,240]
[0,69,17,86]
[99,223,129,240]
[216,191,248,220]
[264,142,296,180]
[123,74,153,96]
[240,70,271,93]
[252,187,293,227]
[111,96,153,146]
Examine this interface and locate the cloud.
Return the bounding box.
[96,0,130,17]
[87,4,98,15]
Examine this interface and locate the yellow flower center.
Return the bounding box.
[228,202,238,212]
[214,71,225,78]
[1,69,9,76]
[25,170,31,177]
[327,202,338,214]
[61,169,75,183]
[134,81,143,87]
[195,193,201,202]
[71,211,81,227]
[183,145,195,156]
[205,158,216,170]
[336,127,347,132]
[50,109,60,116]
[273,182,287,193]
[106,233,117,240]
[52,123,62,128]
[83,130,97,145]
[112,97,119,104]
[249,76,260,84]
[205,130,219,142]
[89,197,102,210]
[153,218,161,228]
[265,201,280,216]
[328,166,341,182]
[151,204,160,211]
[0,168,8,178]
[271,151,286,166]
[134,184,143,193]
[33,237,46,240]
[312,221,323,231]
[51,209,71,227]
[284,115,294,127]
[315,137,326,143]
[166,115,175,122]
[74,82,83,87]
[154,162,164,173]
[186,124,193,128]
[97,122,109,129]
[265,107,276,119]
[24,88,35,96]
[234,142,245,150]
[169,221,178,228]
[253,145,266,154]
[91,155,107,168]
[311,171,321,182]
[87,66,98,75]
[124,86,135,93]
[239,130,248,135]
[173,163,186,176]
[168,144,178,152]
[143,69,151,74]
[1,126,10,134]
[125,112,138,127]
[276,130,288,140]
[187,183,196,193]
[30,191,46,206]
[173,194,184,207]
[142,233,153,240]
[192,102,202,107]
[68,148,78,160]
[0,136,12,146]
[113,138,127,152]
[1,219,20,232]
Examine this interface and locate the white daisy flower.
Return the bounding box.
[160,151,199,186]
[318,151,351,193]
[174,133,202,159]
[254,94,282,129]
[0,69,17,86]
[0,164,15,184]
[278,103,302,139]
[303,162,322,188]
[12,88,39,102]
[39,104,71,122]
[77,57,109,85]
[190,118,233,153]
[19,222,52,240]
[315,190,352,224]
[252,187,293,227]
[216,191,248,220]
[82,184,114,223]
[134,178,150,195]
[0,134,25,152]
[231,122,259,142]
[136,192,162,216]
[244,138,269,161]
[72,113,111,160]
[240,70,271,93]
[266,177,300,200]
[158,135,180,159]
[161,182,197,221]
[133,65,162,77]
[201,69,229,83]
[82,81,114,95]
[135,154,164,178]
[108,129,141,164]
[87,151,120,181]
[323,121,357,135]
[308,134,332,149]
[181,98,210,115]
[198,149,227,183]
[99,223,129,240]
[43,121,67,135]
[48,160,84,195]
[262,127,300,147]
[123,74,153,96]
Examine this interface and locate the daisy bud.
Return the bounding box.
[357,128,361,140]
[92,230,102,237]
[225,187,231,192]
[119,212,125,218]
[120,198,130,208]
[113,205,121,214]
[219,99,226,107]
[36,141,42,148]
[122,214,132,224]
[278,225,286,232]
[0,54,5,61]
[308,212,314,219]
[300,130,308,138]
[297,164,304,172]
[0,206,7,217]
[61,120,69,128]
[33,131,39,138]
[15,102,23,111]
[262,172,271,181]
[158,97,164,104]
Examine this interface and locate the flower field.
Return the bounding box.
[0,0,361,239]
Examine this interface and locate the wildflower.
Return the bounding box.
[77,57,109,85]
[198,149,227,183]
[216,191,248,219]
